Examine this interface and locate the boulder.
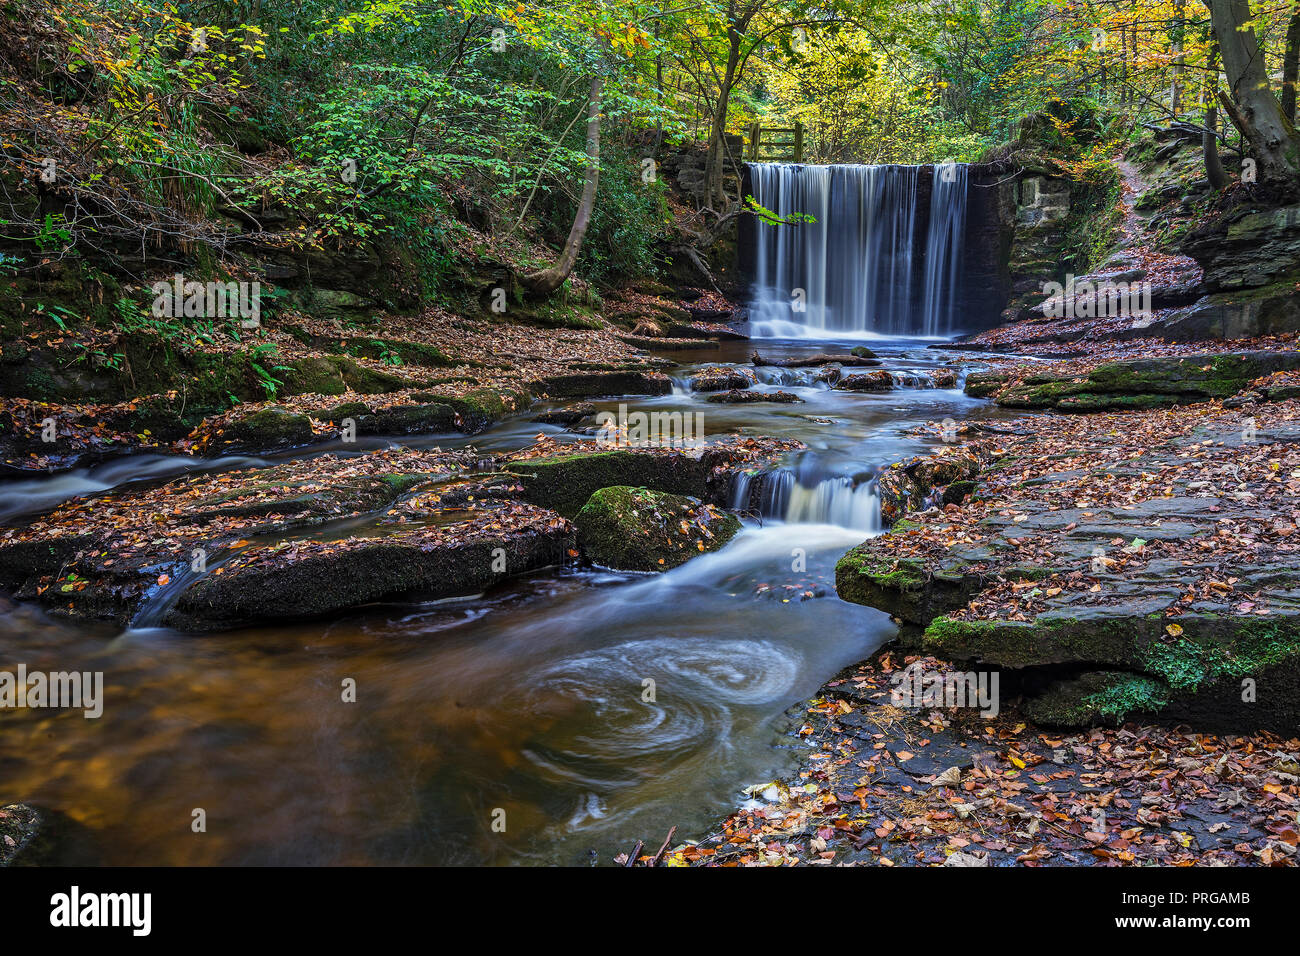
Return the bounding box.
[573,486,740,571]
[837,370,894,392]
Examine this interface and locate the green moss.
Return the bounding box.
[574,485,740,571]
[1083,673,1170,719]
[1024,671,1171,727]
[380,473,425,495]
[506,449,711,518]
[922,614,1141,668]
[224,408,314,449]
[1140,620,1300,692]
[338,337,454,368]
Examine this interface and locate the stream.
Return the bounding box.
[0,337,1017,864]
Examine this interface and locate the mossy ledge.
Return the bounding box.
[922,613,1300,733]
[986,350,1300,411]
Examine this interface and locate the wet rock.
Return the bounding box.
[506,449,716,518]
[355,402,459,435]
[751,350,879,368]
[705,389,802,404]
[505,441,797,518]
[0,804,96,865]
[573,486,740,572]
[221,407,314,451]
[0,804,42,865]
[836,545,983,625]
[166,509,575,630]
[532,369,671,398]
[995,351,1300,411]
[836,370,894,392]
[530,403,596,426]
[689,367,757,392]
[873,450,980,524]
[963,369,1014,398]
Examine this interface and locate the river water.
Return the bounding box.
[0,338,1012,864]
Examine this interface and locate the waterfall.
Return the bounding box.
[748,162,968,339]
[921,163,969,338]
[731,467,881,532]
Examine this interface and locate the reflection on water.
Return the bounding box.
[0,525,886,865]
[0,338,1014,865]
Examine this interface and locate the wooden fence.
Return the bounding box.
[746,121,805,163]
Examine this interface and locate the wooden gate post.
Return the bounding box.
[748,122,761,161]
[793,121,804,163]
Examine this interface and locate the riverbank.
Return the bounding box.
[667,346,1300,867]
[674,651,1299,867]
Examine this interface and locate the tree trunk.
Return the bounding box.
[522,76,602,296]
[1204,40,1229,188]
[1283,6,1300,123]
[703,32,742,209]
[1170,0,1185,115]
[1206,0,1300,189]
[1204,104,1229,188]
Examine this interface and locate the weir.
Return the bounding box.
[743,162,981,339]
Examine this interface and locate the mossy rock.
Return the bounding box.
[336,337,455,368]
[532,370,671,398]
[505,449,712,517]
[922,614,1141,670]
[995,351,1300,411]
[689,367,756,392]
[574,485,740,571]
[357,402,459,435]
[167,518,576,629]
[837,370,894,392]
[926,612,1300,733]
[835,544,982,624]
[1022,671,1172,727]
[223,407,314,450]
[281,355,412,397]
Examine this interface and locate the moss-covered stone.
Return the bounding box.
[281,355,412,397]
[506,449,713,517]
[574,485,740,571]
[167,514,576,629]
[995,351,1300,411]
[835,544,982,624]
[1023,671,1172,727]
[531,370,671,398]
[223,407,314,450]
[963,370,1014,399]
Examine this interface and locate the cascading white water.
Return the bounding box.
[748,162,968,339]
[921,163,969,338]
[731,468,881,533]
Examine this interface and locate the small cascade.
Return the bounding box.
[731,466,880,532]
[747,162,969,338]
[750,366,827,388]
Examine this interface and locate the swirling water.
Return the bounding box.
[0,338,1009,864]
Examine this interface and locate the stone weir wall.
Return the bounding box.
[737,162,1020,335]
